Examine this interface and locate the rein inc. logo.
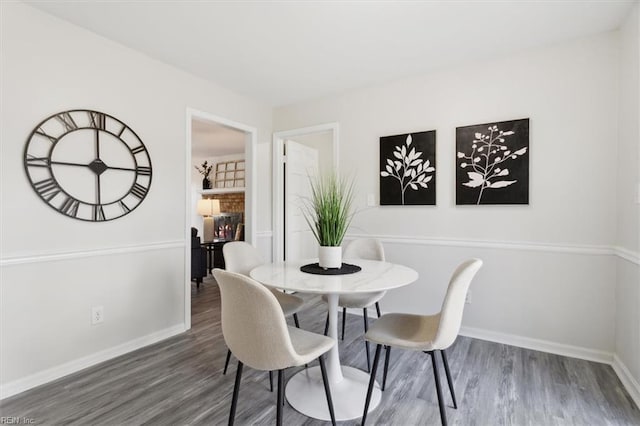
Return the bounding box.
[0,418,35,424]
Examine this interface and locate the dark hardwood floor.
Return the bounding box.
[2,276,639,425]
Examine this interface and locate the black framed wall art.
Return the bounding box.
[456,118,529,205]
[380,130,436,205]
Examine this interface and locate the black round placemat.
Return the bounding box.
[300,263,362,275]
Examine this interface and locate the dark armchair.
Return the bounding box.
[191,227,207,288]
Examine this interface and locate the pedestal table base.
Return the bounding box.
[285,365,382,421]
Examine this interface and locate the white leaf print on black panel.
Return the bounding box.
[380,130,436,205]
[456,118,529,205]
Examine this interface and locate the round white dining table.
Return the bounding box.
[250,258,418,421]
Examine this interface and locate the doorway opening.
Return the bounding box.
[272,123,339,263]
[185,108,257,329]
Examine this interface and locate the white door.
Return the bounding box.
[284,140,319,261]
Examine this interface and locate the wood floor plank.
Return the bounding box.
[1,276,639,425]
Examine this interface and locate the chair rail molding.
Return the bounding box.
[614,246,640,265]
[346,233,638,260]
[260,231,639,262]
[0,240,185,267]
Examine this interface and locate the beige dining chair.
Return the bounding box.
[214,269,337,426]
[322,238,386,371]
[222,242,306,382]
[361,258,483,426]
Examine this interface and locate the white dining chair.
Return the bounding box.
[361,258,483,426]
[322,238,386,371]
[214,269,337,426]
[222,242,306,382]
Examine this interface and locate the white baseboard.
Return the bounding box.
[459,326,613,364]
[0,324,186,400]
[460,327,638,409]
[612,355,640,409]
[349,309,638,409]
[348,310,613,364]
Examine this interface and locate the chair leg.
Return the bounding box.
[375,302,381,318]
[324,312,329,336]
[441,350,457,409]
[229,361,243,426]
[318,355,337,426]
[341,307,346,340]
[276,369,284,426]
[363,307,370,372]
[281,370,285,405]
[223,349,232,375]
[382,345,391,391]
[293,313,300,329]
[362,344,382,426]
[430,351,448,426]
[269,371,273,392]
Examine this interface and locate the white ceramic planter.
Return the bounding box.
[318,246,342,269]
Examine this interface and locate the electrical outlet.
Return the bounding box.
[465,291,472,304]
[91,306,104,325]
[367,193,376,207]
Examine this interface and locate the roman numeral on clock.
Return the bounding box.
[26,156,50,168]
[59,197,80,217]
[35,127,58,143]
[131,183,148,199]
[136,166,151,176]
[89,111,106,130]
[119,201,131,213]
[33,178,60,201]
[92,205,106,221]
[131,145,145,155]
[56,112,78,131]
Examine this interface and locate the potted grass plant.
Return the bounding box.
[302,171,355,269]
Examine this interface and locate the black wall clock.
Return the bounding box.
[23,109,152,222]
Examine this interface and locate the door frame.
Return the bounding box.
[184,108,257,329]
[272,122,339,263]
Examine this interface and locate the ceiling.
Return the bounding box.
[191,118,246,158]
[26,1,636,107]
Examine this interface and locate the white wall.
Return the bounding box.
[617,5,640,255]
[274,32,621,357]
[0,2,272,397]
[614,4,640,406]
